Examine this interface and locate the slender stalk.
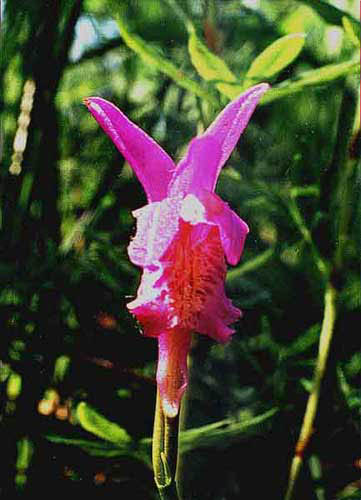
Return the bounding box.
[284,283,337,500]
[287,197,328,277]
[175,336,195,500]
[152,389,180,500]
[161,0,194,32]
[334,156,357,271]
[285,84,358,499]
[174,388,188,500]
[226,247,275,284]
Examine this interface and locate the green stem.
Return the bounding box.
[152,389,180,500]
[284,283,337,500]
[175,336,195,500]
[287,197,328,277]
[161,0,193,32]
[334,156,358,270]
[285,84,358,500]
[226,246,275,284]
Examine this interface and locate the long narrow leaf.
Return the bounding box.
[48,407,278,455]
[244,33,306,85]
[261,60,360,104]
[45,435,125,457]
[226,247,276,284]
[76,401,132,446]
[179,408,278,453]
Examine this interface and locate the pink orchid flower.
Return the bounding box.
[84,83,269,418]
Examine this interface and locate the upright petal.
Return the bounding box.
[157,329,191,418]
[168,83,269,196]
[203,83,269,188]
[84,97,175,202]
[168,136,222,198]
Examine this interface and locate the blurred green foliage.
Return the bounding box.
[1,0,360,499]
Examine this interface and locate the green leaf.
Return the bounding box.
[290,185,320,198]
[226,247,276,284]
[300,377,313,393]
[244,33,306,85]
[7,372,22,400]
[342,16,360,48]
[76,401,132,447]
[281,324,320,359]
[261,60,360,104]
[53,355,70,383]
[280,6,319,36]
[45,434,129,457]
[179,408,278,453]
[49,408,277,457]
[46,432,151,465]
[114,10,217,105]
[300,0,360,38]
[16,437,33,471]
[188,28,237,97]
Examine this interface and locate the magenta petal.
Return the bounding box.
[198,190,249,265]
[196,284,241,343]
[168,136,222,198]
[202,83,269,190]
[84,97,175,202]
[127,269,170,337]
[128,198,181,267]
[157,329,191,418]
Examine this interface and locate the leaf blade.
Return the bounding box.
[261,60,360,104]
[187,28,237,97]
[76,401,132,447]
[245,33,306,84]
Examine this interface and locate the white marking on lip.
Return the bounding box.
[180,194,206,225]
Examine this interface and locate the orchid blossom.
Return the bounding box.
[84,83,269,419]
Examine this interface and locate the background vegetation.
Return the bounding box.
[1,0,360,499]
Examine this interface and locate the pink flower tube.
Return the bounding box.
[85,83,269,417]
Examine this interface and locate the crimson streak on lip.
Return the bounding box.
[84,83,269,417]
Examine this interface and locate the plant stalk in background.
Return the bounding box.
[284,283,337,500]
[284,83,359,500]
